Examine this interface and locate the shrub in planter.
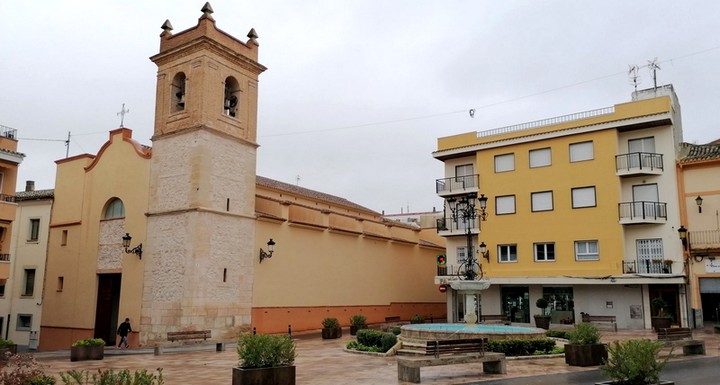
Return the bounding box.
[565,323,607,367]
[60,368,164,384]
[70,338,105,361]
[348,329,397,353]
[356,329,384,347]
[410,314,425,324]
[0,338,17,359]
[349,315,367,336]
[546,330,570,339]
[650,297,672,331]
[486,338,556,356]
[598,339,672,385]
[534,298,551,330]
[321,318,342,339]
[234,333,296,385]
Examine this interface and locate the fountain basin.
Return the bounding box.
[401,323,546,341]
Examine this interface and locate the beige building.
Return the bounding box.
[677,140,720,325]
[0,182,52,347]
[38,5,444,351]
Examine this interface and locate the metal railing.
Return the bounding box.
[618,201,667,221]
[689,229,720,248]
[0,125,17,139]
[436,174,479,194]
[436,217,478,233]
[615,152,664,172]
[0,194,15,203]
[0,254,10,262]
[477,107,615,138]
[623,260,674,274]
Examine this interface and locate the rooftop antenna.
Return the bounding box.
[628,64,640,91]
[65,131,71,158]
[295,175,301,186]
[117,103,130,128]
[647,58,661,89]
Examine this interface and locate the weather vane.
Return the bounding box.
[117,103,130,128]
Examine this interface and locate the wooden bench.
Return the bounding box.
[397,338,506,383]
[480,315,510,324]
[155,330,226,355]
[656,327,705,355]
[385,316,401,323]
[581,314,617,331]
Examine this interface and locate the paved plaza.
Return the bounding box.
[31,326,720,385]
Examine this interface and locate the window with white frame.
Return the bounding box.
[534,243,555,261]
[498,244,517,262]
[23,269,35,296]
[572,186,596,208]
[575,240,599,261]
[455,164,474,177]
[494,153,515,173]
[495,195,516,215]
[16,314,32,331]
[456,246,470,264]
[531,191,553,212]
[569,141,594,162]
[104,198,125,219]
[29,218,40,242]
[529,148,551,168]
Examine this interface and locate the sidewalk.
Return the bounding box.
[33,326,720,384]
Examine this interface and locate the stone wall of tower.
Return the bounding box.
[141,6,262,345]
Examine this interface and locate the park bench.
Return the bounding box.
[396,338,506,383]
[480,314,510,324]
[656,327,705,355]
[155,330,228,355]
[581,314,617,332]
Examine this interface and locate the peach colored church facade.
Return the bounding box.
[38,5,444,351]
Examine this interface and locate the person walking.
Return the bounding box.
[117,318,132,349]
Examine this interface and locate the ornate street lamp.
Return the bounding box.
[447,193,488,280]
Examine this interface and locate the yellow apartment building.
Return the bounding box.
[38,5,445,351]
[433,85,688,329]
[677,140,720,325]
[0,125,24,333]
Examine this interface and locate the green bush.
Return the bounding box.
[321,317,339,329]
[350,329,396,353]
[60,368,164,385]
[349,315,367,327]
[0,353,50,385]
[601,339,668,385]
[545,330,569,339]
[380,333,397,352]
[567,322,601,345]
[30,375,57,385]
[236,333,296,368]
[0,338,14,347]
[487,338,556,356]
[411,314,425,323]
[356,329,384,347]
[391,327,401,335]
[71,338,105,347]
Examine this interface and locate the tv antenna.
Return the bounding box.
[295,174,301,186]
[647,58,661,89]
[628,64,640,91]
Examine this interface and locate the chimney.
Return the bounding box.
[25,180,35,192]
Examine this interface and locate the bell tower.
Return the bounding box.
[142,3,266,344]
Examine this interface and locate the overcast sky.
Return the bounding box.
[1,1,718,214]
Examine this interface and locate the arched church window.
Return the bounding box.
[104,198,125,219]
[224,76,240,117]
[171,72,186,113]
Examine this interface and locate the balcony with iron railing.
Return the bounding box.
[688,229,720,250]
[615,152,664,176]
[622,260,675,275]
[435,174,479,197]
[618,201,667,224]
[0,254,10,262]
[436,216,479,237]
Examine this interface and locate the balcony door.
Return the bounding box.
[628,137,655,168]
[632,184,659,218]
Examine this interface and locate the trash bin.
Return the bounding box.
[28,331,39,350]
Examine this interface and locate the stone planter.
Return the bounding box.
[534,315,551,330]
[651,317,672,331]
[564,343,607,367]
[232,365,295,385]
[0,344,18,360]
[70,345,104,361]
[350,325,366,336]
[321,327,342,339]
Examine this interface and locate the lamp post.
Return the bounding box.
[447,193,488,280]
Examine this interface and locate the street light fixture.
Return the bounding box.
[446,193,488,280]
[121,233,143,259]
[259,238,276,263]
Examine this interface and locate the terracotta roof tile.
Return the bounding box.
[679,142,720,163]
[256,176,378,214]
